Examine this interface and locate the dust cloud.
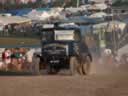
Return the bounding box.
[90,55,128,75]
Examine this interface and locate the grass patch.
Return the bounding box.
[0,37,40,46]
[0,70,33,76]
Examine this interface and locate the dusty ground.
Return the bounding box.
[0,72,128,96]
[0,60,128,96]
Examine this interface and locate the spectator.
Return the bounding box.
[11,48,22,71]
[25,48,35,72]
[2,48,11,71]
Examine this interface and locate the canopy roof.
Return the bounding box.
[88,3,108,10]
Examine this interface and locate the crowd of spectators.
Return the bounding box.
[0,48,38,72]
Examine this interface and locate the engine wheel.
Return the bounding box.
[70,57,79,75]
[81,56,91,75]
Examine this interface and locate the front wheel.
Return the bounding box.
[46,64,59,74]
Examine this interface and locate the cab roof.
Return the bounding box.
[41,23,80,31]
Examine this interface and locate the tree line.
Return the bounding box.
[0,0,79,11]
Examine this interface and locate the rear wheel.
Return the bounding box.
[46,64,53,74]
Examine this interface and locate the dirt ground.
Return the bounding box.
[0,59,128,96]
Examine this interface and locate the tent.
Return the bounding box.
[4,9,32,16]
[88,3,108,11]
[26,8,66,21]
[93,21,126,33]
[59,16,104,24]
[89,12,107,18]
[65,7,86,13]
[0,15,31,25]
[2,8,50,16]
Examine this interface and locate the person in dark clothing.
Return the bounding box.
[76,37,92,75]
[77,38,92,62]
[78,41,89,54]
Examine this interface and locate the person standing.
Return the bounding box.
[75,37,92,75]
[25,48,35,72]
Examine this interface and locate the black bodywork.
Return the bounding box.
[40,26,92,72]
[41,41,78,69]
